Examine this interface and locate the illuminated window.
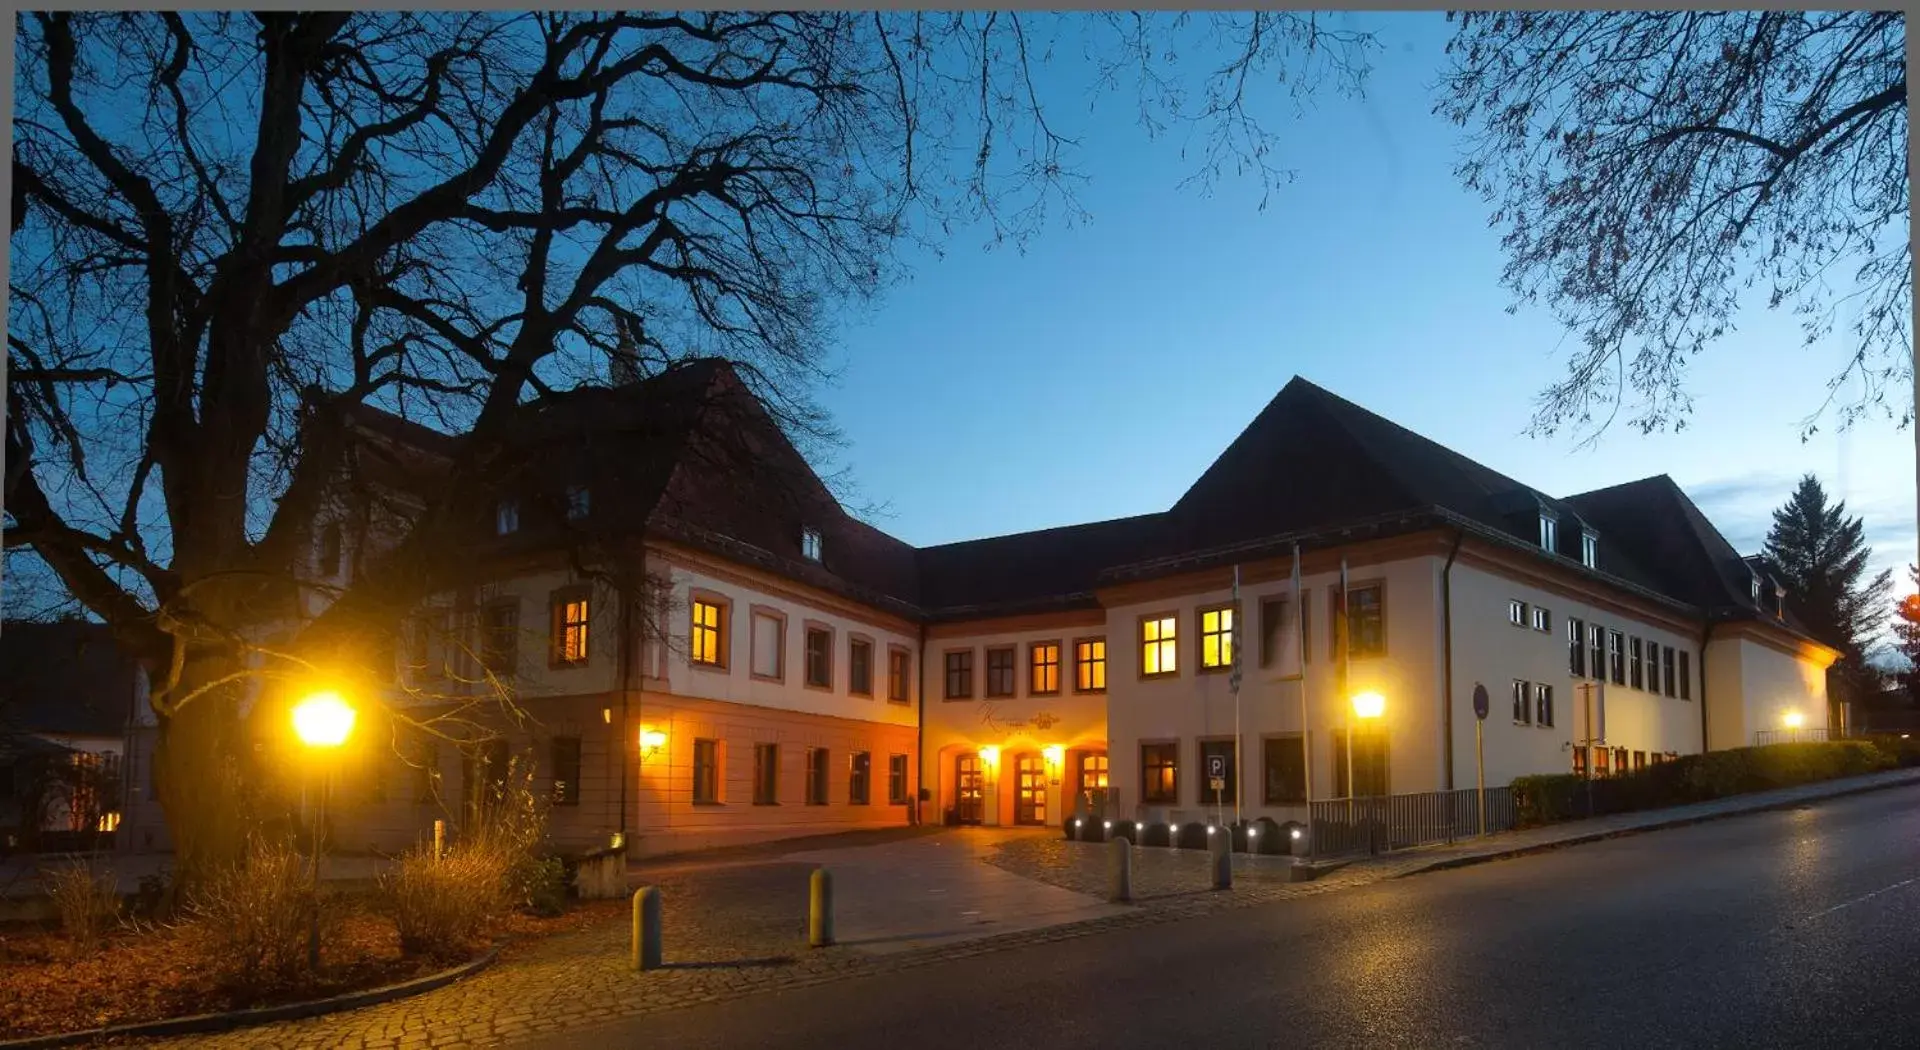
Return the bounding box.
[1141,615,1177,676]
[1199,605,1236,670]
[1594,747,1612,777]
[943,650,974,699]
[1080,753,1109,791]
[1572,746,1587,777]
[985,647,1015,697]
[887,648,911,703]
[1632,750,1646,772]
[551,591,590,666]
[1029,642,1061,695]
[1140,742,1178,804]
[849,638,873,696]
[690,599,726,667]
[1073,638,1107,692]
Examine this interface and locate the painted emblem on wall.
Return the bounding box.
[978,703,1061,736]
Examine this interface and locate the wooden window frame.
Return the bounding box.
[1138,612,1179,679]
[1329,580,1388,660]
[1197,602,1239,674]
[848,751,872,806]
[984,645,1017,698]
[943,648,975,700]
[848,634,875,697]
[802,622,835,691]
[804,747,830,806]
[887,753,910,805]
[1028,640,1063,696]
[752,743,780,805]
[748,605,787,683]
[1140,740,1179,804]
[692,738,722,805]
[886,646,912,705]
[688,591,731,671]
[549,585,592,668]
[1072,636,1108,694]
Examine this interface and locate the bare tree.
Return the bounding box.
[1437,11,1908,440]
[4,12,1371,876]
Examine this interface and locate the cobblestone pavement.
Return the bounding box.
[135,767,1920,1048]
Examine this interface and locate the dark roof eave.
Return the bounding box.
[646,519,924,622]
[920,594,1104,624]
[1099,508,1447,585]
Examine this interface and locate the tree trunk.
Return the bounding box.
[154,652,256,882]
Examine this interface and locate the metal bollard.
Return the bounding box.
[1209,829,1232,891]
[631,886,662,971]
[809,868,834,948]
[1108,837,1133,903]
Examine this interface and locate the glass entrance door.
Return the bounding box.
[1014,753,1047,826]
[955,754,984,825]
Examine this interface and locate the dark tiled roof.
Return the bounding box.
[0,621,137,738]
[917,514,1170,619]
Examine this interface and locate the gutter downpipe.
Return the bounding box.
[915,621,927,827]
[616,576,634,848]
[1442,528,1466,794]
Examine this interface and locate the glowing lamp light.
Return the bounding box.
[292,691,356,748]
[1072,818,1081,827]
[1782,711,1805,730]
[1103,821,1112,829]
[979,746,1000,767]
[1248,828,1259,838]
[1351,691,1386,720]
[1042,744,1065,766]
[639,727,667,758]
[1290,828,1303,840]
[1206,825,1217,835]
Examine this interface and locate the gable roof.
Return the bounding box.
[0,621,137,738]
[917,513,1170,619]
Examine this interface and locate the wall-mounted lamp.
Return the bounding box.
[1042,744,1065,786]
[1782,710,1805,730]
[602,707,613,725]
[639,727,667,760]
[978,745,1000,769]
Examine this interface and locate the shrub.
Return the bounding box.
[1061,815,1079,841]
[42,861,119,951]
[1176,822,1209,849]
[1107,820,1138,844]
[185,835,320,988]
[381,845,507,959]
[1513,741,1897,828]
[1140,822,1171,847]
[1872,735,1920,768]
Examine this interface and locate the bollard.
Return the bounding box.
[631,886,662,971]
[1209,828,1232,891]
[1107,837,1133,903]
[432,819,445,862]
[809,868,835,948]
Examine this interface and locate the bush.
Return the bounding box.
[185,835,321,988]
[42,862,119,951]
[1107,820,1138,844]
[1140,822,1172,847]
[1176,822,1209,849]
[381,845,507,959]
[1080,818,1107,844]
[1513,741,1897,828]
[1061,815,1079,841]
[1871,735,1920,768]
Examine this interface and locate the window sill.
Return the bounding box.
[850,690,874,700]
[690,661,729,674]
[749,673,785,685]
[1071,688,1108,696]
[886,698,912,706]
[942,695,974,702]
[692,800,725,807]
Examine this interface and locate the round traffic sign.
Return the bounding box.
[1472,683,1490,721]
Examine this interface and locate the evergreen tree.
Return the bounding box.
[1762,475,1893,709]
[1894,566,1920,706]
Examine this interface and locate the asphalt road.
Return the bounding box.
[532,784,1920,1049]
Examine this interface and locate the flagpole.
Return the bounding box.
[1231,564,1243,828]
[1293,544,1311,861]
[1340,558,1352,822]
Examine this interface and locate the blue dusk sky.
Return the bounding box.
[811,13,1916,629]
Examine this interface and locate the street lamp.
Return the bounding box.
[291,689,356,970]
[1782,710,1805,730]
[1350,692,1385,855]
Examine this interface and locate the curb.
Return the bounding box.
[1394,770,1920,880]
[0,947,501,1049]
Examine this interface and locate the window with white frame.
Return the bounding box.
[1581,530,1598,568]
[1539,513,1558,551]
[1511,679,1532,724]
[1534,683,1554,727]
[1532,605,1551,632]
[802,526,824,562]
[1508,600,1527,627]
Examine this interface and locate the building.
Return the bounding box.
[0,621,141,850]
[119,363,1838,857]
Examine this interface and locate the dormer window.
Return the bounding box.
[565,484,590,522]
[1580,530,1598,569]
[801,526,823,563]
[1538,513,1558,552]
[496,500,520,536]
[1773,583,1785,619]
[1749,571,1762,605]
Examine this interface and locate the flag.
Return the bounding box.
[1596,680,1607,745]
[1335,558,1350,694]
[1228,564,1242,694]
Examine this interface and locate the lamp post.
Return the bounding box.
[291,690,356,971]
[1350,691,1385,855]
[1782,710,1805,744]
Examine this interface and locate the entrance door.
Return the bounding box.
[1014,753,1048,826]
[955,754,984,825]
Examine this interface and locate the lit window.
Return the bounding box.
[690,599,725,667]
[1581,530,1598,568]
[1539,513,1557,551]
[1141,742,1178,804]
[496,500,520,536]
[1029,642,1061,694]
[1074,638,1107,692]
[1141,615,1177,676]
[1508,600,1527,627]
[552,592,590,665]
[802,526,823,562]
[566,485,590,521]
[1081,753,1110,791]
[1199,606,1236,669]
